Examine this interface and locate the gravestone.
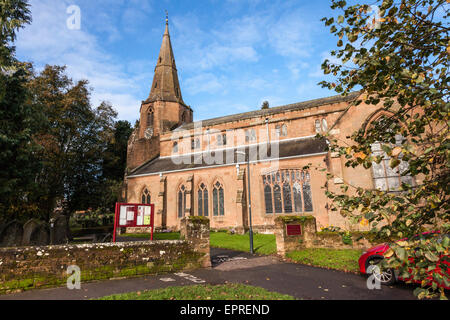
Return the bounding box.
[0,220,23,247]
[50,215,69,244]
[22,219,49,246]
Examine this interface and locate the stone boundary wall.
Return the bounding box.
[0,217,211,294]
[274,216,375,256]
[180,216,211,268]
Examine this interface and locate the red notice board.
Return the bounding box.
[113,203,155,242]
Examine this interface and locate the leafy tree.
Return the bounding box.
[28,66,119,219]
[0,0,31,67]
[320,0,449,299]
[0,0,43,223]
[102,120,132,182]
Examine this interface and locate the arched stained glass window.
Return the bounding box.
[262,169,313,214]
[178,185,186,218]
[213,181,224,216]
[198,183,209,217]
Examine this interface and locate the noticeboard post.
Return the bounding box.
[113,203,155,242]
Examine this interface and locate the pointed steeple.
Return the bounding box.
[146,14,185,106]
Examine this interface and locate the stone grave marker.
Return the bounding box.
[22,219,49,246]
[0,220,23,247]
[51,215,69,244]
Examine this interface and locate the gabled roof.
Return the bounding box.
[128,137,328,177]
[177,91,360,131]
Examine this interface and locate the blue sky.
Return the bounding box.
[15,0,342,123]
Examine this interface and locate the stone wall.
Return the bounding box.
[274,216,375,256]
[180,216,211,268]
[0,217,211,294]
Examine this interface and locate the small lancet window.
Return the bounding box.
[178,185,186,218]
[141,189,151,205]
[147,109,154,127]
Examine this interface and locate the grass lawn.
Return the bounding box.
[286,248,363,273]
[97,283,295,300]
[209,232,276,255]
[122,231,277,255]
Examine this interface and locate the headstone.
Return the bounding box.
[22,219,49,246]
[51,215,69,244]
[0,220,23,247]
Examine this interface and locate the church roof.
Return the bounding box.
[177,91,360,131]
[128,137,328,177]
[145,18,186,106]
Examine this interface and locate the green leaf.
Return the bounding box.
[424,252,439,262]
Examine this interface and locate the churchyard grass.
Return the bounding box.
[122,231,277,255]
[209,231,277,255]
[97,283,295,300]
[286,248,363,273]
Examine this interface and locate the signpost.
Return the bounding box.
[113,203,155,242]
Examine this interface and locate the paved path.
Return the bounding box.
[0,248,416,300]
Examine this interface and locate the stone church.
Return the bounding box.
[124,19,406,233]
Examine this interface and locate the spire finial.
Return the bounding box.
[165,10,168,25]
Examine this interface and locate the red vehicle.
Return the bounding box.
[358,232,450,289]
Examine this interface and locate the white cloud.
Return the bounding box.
[15,0,144,123]
[14,0,331,124]
[184,73,224,95]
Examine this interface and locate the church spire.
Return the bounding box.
[146,13,185,106]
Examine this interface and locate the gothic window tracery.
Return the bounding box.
[197,183,209,217]
[141,188,151,204]
[178,185,186,218]
[213,181,224,216]
[262,169,313,214]
[370,118,414,192]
